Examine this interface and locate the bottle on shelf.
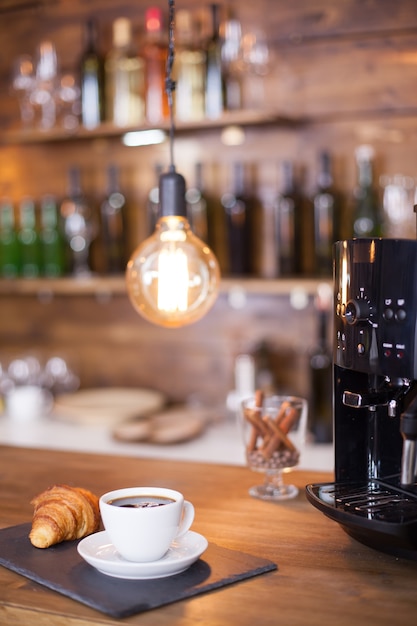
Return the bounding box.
[39,194,66,277]
[352,144,383,238]
[312,150,340,276]
[105,17,145,127]
[60,166,97,276]
[17,197,42,278]
[146,163,163,236]
[204,3,225,119]
[0,198,20,278]
[186,162,209,243]
[253,340,277,395]
[186,161,224,268]
[100,164,126,273]
[221,162,253,276]
[274,160,302,277]
[174,9,205,122]
[308,283,333,444]
[221,12,242,111]
[80,18,105,129]
[142,6,169,125]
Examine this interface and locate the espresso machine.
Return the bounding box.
[306,238,417,559]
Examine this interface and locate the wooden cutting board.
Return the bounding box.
[53,387,166,426]
[112,406,209,445]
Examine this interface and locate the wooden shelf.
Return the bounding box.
[0,275,127,296]
[0,275,330,297]
[4,107,416,147]
[0,110,301,146]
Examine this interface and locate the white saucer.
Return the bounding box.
[77,530,208,579]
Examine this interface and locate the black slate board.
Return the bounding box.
[0,523,277,618]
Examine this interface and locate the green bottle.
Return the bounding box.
[100,165,126,273]
[18,197,41,278]
[312,151,340,276]
[186,162,209,243]
[0,198,20,278]
[40,194,66,277]
[353,145,383,238]
[275,160,303,277]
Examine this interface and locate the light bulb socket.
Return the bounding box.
[159,169,187,217]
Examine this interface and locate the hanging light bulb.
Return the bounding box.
[126,0,220,328]
[126,167,220,327]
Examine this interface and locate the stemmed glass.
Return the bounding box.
[31,40,58,130]
[11,54,36,127]
[238,28,271,109]
[240,394,308,501]
[11,40,77,131]
[380,174,415,239]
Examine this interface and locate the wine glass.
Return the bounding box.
[238,28,271,109]
[11,54,36,126]
[380,173,415,239]
[30,40,58,130]
[240,394,308,501]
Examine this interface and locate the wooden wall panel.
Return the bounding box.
[265,32,417,117]
[0,289,313,405]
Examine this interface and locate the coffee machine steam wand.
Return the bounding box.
[400,394,417,485]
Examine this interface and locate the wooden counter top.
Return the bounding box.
[0,445,416,625]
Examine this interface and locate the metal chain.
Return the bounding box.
[165,0,176,169]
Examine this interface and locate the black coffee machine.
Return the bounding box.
[306,238,417,559]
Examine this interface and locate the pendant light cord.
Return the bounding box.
[165,0,176,172]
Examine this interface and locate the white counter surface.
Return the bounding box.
[0,411,334,473]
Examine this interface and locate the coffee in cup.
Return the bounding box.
[99,486,195,562]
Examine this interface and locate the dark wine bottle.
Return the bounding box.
[80,18,105,129]
[61,166,96,276]
[221,162,253,276]
[204,3,225,119]
[186,162,209,243]
[312,151,339,276]
[221,13,243,111]
[0,198,20,278]
[309,284,333,443]
[274,160,302,276]
[100,164,126,273]
[39,194,66,277]
[352,144,383,237]
[146,163,163,235]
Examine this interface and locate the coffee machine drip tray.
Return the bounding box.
[306,480,417,560]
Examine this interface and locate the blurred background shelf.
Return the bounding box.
[0,110,301,146]
[0,276,331,297]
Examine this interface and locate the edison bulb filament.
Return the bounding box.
[126,216,220,328]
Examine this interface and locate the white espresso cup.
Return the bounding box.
[99,486,195,562]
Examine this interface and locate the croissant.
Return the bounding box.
[29,484,100,549]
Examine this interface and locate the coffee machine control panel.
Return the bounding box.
[334,239,417,380]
